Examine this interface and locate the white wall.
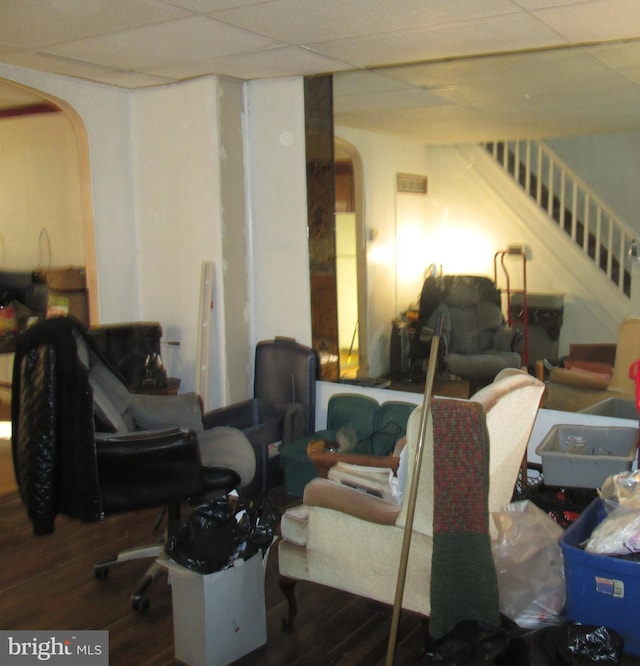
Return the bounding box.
[245,78,312,353]
[0,67,312,407]
[547,133,640,233]
[130,78,224,402]
[218,77,251,404]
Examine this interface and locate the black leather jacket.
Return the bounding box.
[12,317,101,535]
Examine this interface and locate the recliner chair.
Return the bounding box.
[11,316,255,611]
[410,274,521,391]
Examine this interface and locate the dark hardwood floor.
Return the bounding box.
[2,486,640,666]
[0,489,427,665]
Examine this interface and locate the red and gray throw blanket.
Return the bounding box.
[428,398,500,639]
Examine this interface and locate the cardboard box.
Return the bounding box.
[535,424,638,488]
[561,498,640,655]
[162,552,267,666]
[36,266,86,291]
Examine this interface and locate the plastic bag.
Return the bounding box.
[491,500,565,628]
[165,495,276,574]
[585,495,640,555]
[599,470,640,508]
[418,619,624,666]
[587,471,640,555]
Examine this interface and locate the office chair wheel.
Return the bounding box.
[131,574,153,613]
[94,565,109,580]
[132,595,150,613]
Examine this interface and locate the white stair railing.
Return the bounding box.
[483,140,633,297]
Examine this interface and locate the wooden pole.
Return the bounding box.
[385,313,443,666]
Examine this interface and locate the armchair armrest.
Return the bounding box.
[303,478,401,525]
[96,427,204,512]
[493,326,519,352]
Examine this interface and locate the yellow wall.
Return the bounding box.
[0,112,84,270]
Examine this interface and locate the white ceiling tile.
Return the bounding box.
[311,12,567,67]
[532,0,640,41]
[147,45,354,80]
[333,70,417,97]
[211,0,519,45]
[0,49,126,78]
[87,70,177,88]
[587,39,640,84]
[513,0,591,8]
[161,0,273,11]
[39,16,279,70]
[1,0,640,141]
[335,87,449,114]
[0,0,192,48]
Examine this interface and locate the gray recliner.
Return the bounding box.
[411,274,521,390]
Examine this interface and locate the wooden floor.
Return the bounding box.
[0,488,429,666]
[3,488,640,666]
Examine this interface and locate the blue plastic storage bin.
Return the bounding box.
[561,497,640,655]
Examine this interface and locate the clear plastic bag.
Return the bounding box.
[599,469,640,508]
[586,471,640,556]
[586,495,640,555]
[491,500,565,628]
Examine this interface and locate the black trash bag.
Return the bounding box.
[556,624,624,666]
[418,619,624,666]
[418,619,514,665]
[165,495,276,574]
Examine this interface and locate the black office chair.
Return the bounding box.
[11,316,255,612]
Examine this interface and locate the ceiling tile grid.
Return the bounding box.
[1,0,640,140]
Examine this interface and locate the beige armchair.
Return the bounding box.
[278,369,544,634]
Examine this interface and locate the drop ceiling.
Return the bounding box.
[2,0,640,141]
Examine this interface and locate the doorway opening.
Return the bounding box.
[335,138,368,381]
[335,159,358,379]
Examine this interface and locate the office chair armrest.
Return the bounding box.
[126,392,204,432]
[96,427,205,513]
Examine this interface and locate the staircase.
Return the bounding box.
[483,140,633,297]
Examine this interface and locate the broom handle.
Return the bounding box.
[385,313,443,666]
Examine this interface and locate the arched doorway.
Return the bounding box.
[0,77,98,323]
[335,137,368,379]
